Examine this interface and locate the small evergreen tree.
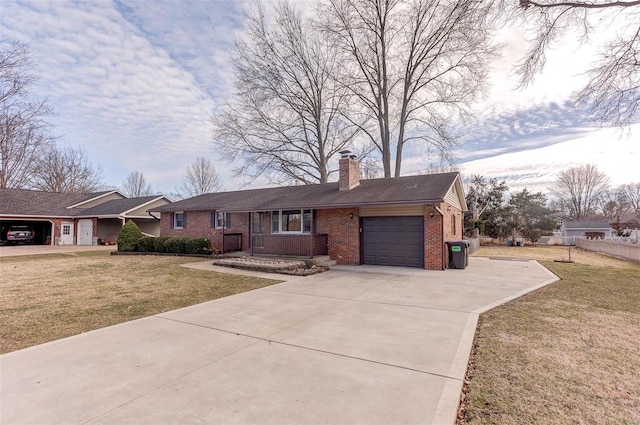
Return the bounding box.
[117,220,143,252]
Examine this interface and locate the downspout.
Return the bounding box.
[434,204,446,270]
[221,212,225,255]
[148,212,160,220]
[309,209,314,259]
[249,212,253,256]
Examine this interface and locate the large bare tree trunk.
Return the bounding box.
[322,0,495,177]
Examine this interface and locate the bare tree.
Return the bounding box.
[550,164,610,220]
[599,187,627,218]
[516,0,640,126]
[214,1,363,185]
[320,0,495,177]
[1,38,55,188]
[122,171,153,198]
[31,145,105,193]
[179,157,223,197]
[619,182,640,212]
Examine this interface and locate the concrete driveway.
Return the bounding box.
[1,257,557,425]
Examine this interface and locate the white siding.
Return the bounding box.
[444,184,463,210]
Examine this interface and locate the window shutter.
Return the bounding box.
[226,213,231,228]
[183,212,187,229]
[211,211,216,228]
[170,213,174,229]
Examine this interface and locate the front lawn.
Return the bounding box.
[459,245,640,424]
[0,251,280,354]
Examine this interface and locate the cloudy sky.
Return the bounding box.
[3,0,638,196]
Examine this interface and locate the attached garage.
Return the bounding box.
[361,216,424,268]
[0,219,54,245]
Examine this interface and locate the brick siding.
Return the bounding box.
[316,207,360,265]
[160,211,250,253]
[159,204,462,271]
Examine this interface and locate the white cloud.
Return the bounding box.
[3,0,637,196]
[459,124,640,193]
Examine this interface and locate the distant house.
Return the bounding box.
[610,213,640,232]
[560,220,613,239]
[152,152,467,270]
[0,189,171,245]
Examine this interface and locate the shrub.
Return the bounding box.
[185,237,212,255]
[136,236,155,252]
[164,237,187,254]
[117,220,143,252]
[153,237,170,253]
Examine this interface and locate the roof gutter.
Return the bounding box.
[152,199,447,214]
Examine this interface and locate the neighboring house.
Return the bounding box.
[152,152,467,270]
[0,189,171,245]
[610,213,640,233]
[560,220,613,239]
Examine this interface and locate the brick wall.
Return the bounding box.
[316,207,360,265]
[338,158,360,191]
[434,202,464,270]
[160,211,250,252]
[424,206,444,270]
[158,204,462,271]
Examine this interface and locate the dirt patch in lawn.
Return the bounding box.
[459,246,640,424]
[0,251,281,354]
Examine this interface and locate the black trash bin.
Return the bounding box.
[447,240,469,269]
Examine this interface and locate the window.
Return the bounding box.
[282,210,301,232]
[213,211,231,229]
[271,209,312,233]
[62,225,71,236]
[253,212,265,233]
[271,211,280,233]
[451,214,456,235]
[174,212,185,229]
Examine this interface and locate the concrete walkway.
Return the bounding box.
[1,257,557,425]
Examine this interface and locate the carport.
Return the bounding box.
[1,188,171,246]
[0,219,53,245]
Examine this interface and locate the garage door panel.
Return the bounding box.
[361,217,424,268]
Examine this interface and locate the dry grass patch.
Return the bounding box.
[473,244,630,267]
[0,251,280,354]
[460,247,640,424]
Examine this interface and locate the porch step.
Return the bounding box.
[311,255,336,267]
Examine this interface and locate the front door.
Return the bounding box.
[77,219,93,245]
[60,222,74,245]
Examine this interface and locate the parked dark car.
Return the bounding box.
[6,226,35,244]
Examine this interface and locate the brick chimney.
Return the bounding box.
[338,150,360,191]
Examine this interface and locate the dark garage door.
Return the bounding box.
[361,216,424,268]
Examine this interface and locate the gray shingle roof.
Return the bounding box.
[77,196,164,216]
[0,189,165,218]
[563,221,611,229]
[0,189,113,216]
[152,172,460,213]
